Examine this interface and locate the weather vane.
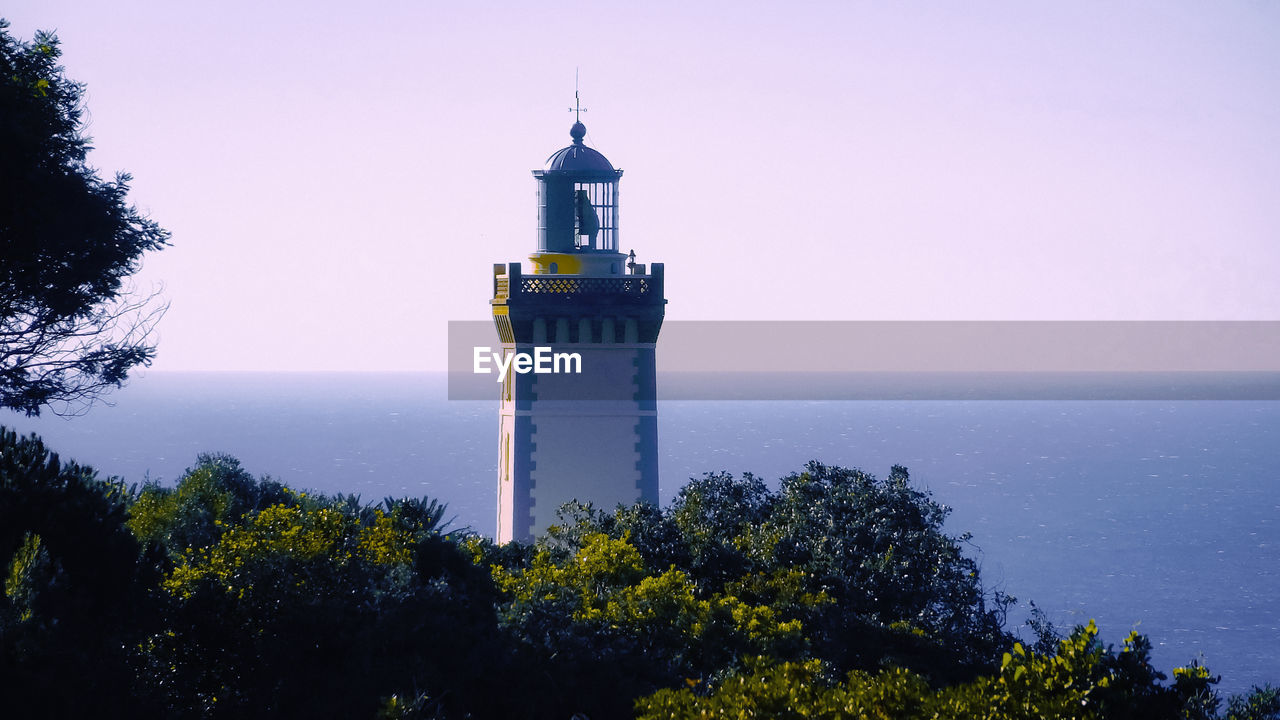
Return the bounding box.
[569,68,587,122]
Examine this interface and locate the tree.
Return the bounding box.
[134,456,502,719]
[637,623,1223,720]
[0,427,158,717]
[765,462,1014,680]
[1,20,169,416]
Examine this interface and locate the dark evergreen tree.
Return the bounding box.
[0,427,158,717]
[0,20,168,416]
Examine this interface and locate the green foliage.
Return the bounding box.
[2,429,1270,719]
[480,464,1018,718]
[133,462,501,719]
[764,462,1012,679]
[638,622,1223,720]
[4,531,47,622]
[0,20,169,416]
[1027,599,1065,656]
[638,658,933,720]
[377,693,450,720]
[1226,686,1280,720]
[1090,631,1219,720]
[496,531,809,657]
[538,463,1013,685]
[939,623,1112,719]
[669,471,773,584]
[161,502,414,599]
[128,453,290,561]
[0,427,155,716]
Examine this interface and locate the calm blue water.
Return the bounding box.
[5,372,1277,694]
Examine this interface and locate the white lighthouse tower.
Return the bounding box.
[490,119,666,544]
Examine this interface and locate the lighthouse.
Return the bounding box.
[490,119,666,544]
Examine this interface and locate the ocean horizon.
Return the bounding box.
[6,370,1278,695]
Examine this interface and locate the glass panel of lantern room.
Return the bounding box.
[571,181,581,249]
[596,183,606,252]
[603,182,616,251]
[573,182,598,251]
[536,184,547,250]
[541,176,575,253]
[594,182,604,250]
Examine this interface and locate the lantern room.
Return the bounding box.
[532,121,623,265]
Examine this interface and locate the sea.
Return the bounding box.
[4,371,1277,695]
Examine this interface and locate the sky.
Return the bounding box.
[6,1,1279,371]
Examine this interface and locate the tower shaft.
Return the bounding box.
[491,263,664,543]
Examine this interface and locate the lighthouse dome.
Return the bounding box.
[543,122,615,174]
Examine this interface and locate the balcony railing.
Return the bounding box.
[492,263,664,303]
[518,277,650,296]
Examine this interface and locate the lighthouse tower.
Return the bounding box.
[490,119,666,544]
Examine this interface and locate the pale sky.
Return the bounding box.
[7,1,1279,371]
